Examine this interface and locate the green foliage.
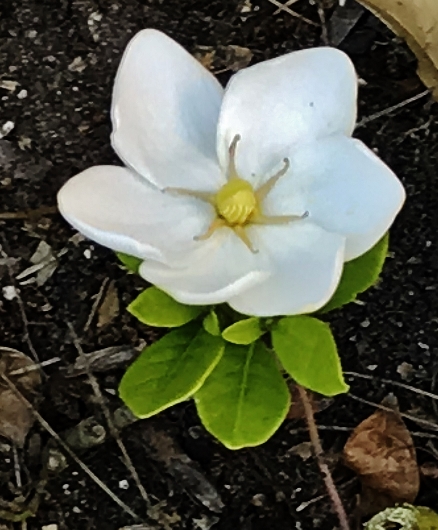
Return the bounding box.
[365,504,438,530]
[322,233,389,312]
[195,341,290,449]
[116,252,142,273]
[203,310,221,336]
[272,316,348,396]
[222,317,264,345]
[128,287,204,327]
[119,324,224,418]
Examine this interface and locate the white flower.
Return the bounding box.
[57,29,405,317]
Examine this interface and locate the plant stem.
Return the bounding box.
[297,385,350,530]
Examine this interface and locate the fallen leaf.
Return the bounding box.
[357,0,438,100]
[0,348,41,447]
[222,45,253,71]
[67,345,138,376]
[16,240,66,286]
[343,407,419,505]
[288,441,313,461]
[194,44,253,73]
[194,46,216,69]
[97,280,119,328]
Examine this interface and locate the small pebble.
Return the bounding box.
[118,479,129,490]
[0,120,14,139]
[2,285,17,300]
[251,493,265,506]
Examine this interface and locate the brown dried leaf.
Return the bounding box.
[194,44,253,73]
[0,348,41,447]
[357,0,438,100]
[343,408,419,504]
[97,280,119,328]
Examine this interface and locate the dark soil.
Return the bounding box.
[1,0,438,529]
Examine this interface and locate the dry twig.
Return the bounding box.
[297,385,350,530]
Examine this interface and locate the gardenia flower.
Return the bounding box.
[57,29,405,317]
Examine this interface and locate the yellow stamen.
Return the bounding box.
[234,225,258,253]
[251,211,309,225]
[164,187,215,204]
[227,134,241,181]
[194,218,227,241]
[255,158,290,202]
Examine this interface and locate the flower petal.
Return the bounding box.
[139,229,269,305]
[217,47,357,179]
[227,222,345,317]
[264,136,406,260]
[57,166,213,262]
[112,29,224,191]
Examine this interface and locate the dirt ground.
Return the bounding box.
[1,0,438,529]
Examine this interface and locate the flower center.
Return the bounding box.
[215,178,257,225]
[165,134,307,252]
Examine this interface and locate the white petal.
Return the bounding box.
[228,222,345,317]
[217,47,357,179]
[57,166,213,262]
[112,29,225,191]
[264,136,406,260]
[139,229,269,305]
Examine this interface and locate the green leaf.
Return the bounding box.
[203,310,221,336]
[417,507,438,529]
[116,252,142,274]
[119,324,224,418]
[222,317,264,345]
[272,316,348,396]
[195,341,290,449]
[321,233,389,313]
[128,287,204,327]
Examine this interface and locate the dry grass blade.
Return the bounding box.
[356,89,430,128]
[0,244,39,363]
[346,370,438,400]
[349,393,438,432]
[273,0,300,15]
[67,323,151,509]
[265,0,318,26]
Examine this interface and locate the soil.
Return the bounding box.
[1,0,438,529]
